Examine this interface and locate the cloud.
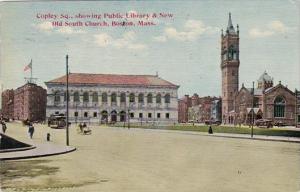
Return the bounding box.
[56,27,86,35]
[35,21,86,35]
[153,20,218,42]
[36,21,53,31]
[249,20,290,38]
[94,31,147,50]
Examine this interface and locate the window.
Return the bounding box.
[138,93,144,103]
[92,92,98,102]
[166,113,170,119]
[102,92,107,102]
[139,113,143,118]
[111,93,117,103]
[83,92,89,102]
[129,93,135,103]
[64,91,69,101]
[232,70,235,76]
[54,91,60,102]
[130,113,134,118]
[120,93,126,103]
[93,112,97,117]
[84,112,88,117]
[274,96,285,118]
[157,113,161,118]
[254,97,259,108]
[164,94,170,103]
[74,112,78,117]
[156,94,161,104]
[147,93,153,103]
[73,92,80,102]
[148,113,152,118]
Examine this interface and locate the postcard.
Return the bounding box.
[0,1,299,192]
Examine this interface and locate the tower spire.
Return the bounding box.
[227,12,236,34]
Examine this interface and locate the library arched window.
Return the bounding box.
[83,92,89,102]
[164,94,170,104]
[129,93,135,103]
[92,92,98,102]
[54,91,60,102]
[147,93,153,103]
[73,92,80,102]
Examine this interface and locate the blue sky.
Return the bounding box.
[0,0,299,97]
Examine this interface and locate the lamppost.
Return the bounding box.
[66,55,69,146]
[251,81,254,138]
[127,109,130,129]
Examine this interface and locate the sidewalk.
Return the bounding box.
[0,123,76,161]
[121,127,300,143]
[0,142,76,160]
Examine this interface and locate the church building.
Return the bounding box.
[220,13,297,126]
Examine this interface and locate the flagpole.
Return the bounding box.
[30,59,32,83]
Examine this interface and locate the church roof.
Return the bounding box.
[246,88,263,96]
[258,71,273,83]
[227,12,236,34]
[46,73,179,88]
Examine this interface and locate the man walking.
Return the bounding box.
[28,123,35,139]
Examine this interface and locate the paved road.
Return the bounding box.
[1,122,300,192]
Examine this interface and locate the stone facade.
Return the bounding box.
[221,13,240,124]
[45,73,179,124]
[234,72,297,126]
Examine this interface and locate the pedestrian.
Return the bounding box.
[208,126,213,134]
[28,123,35,139]
[2,122,7,133]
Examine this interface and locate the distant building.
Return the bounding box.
[178,95,192,123]
[178,94,221,123]
[1,83,47,121]
[211,98,222,122]
[1,89,14,119]
[45,73,179,124]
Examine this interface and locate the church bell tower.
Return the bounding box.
[221,13,240,124]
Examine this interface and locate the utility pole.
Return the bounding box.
[251,81,254,138]
[66,55,69,146]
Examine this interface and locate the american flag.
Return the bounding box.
[24,59,32,71]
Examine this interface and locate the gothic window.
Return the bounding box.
[73,92,80,102]
[102,92,107,103]
[156,94,161,104]
[54,91,60,102]
[138,93,144,103]
[92,92,98,102]
[129,93,135,103]
[228,45,236,60]
[111,92,117,103]
[147,93,153,103]
[164,94,171,103]
[120,92,126,103]
[254,97,259,108]
[274,96,285,118]
[83,92,89,102]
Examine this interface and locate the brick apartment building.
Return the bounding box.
[1,89,14,119]
[1,83,47,121]
[178,94,221,123]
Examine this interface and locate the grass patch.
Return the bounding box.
[111,123,300,137]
